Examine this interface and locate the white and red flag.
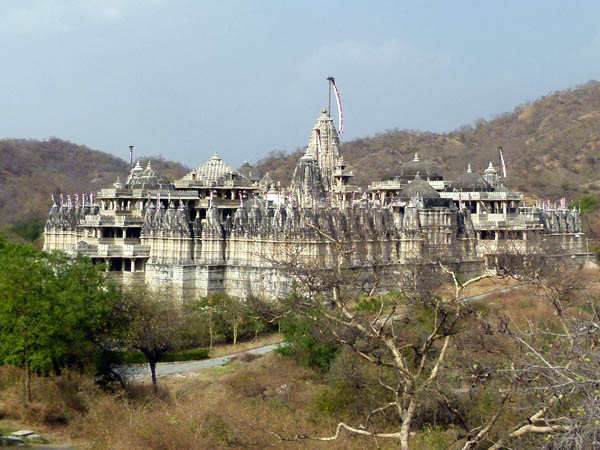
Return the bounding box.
[499,147,507,178]
[330,78,344,134]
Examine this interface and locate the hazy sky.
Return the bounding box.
[1,1,599,169]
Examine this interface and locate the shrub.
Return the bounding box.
[275,315,338,372]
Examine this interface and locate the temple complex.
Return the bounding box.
[44,108,593,300]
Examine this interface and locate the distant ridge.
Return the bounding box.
[0,138,189,225]
[257,80,600,202]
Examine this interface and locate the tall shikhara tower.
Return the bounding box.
[306,108,341,193]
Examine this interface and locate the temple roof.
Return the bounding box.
[384,153,443,182]
[181,154,246,186]
[399,173,441,199]
[126,160,174,191]
[237,161,263,183]
[452,164,492,192]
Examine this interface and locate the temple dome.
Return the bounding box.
[452,164,492,192]
[384,153,443,183]
[237,161,263,183]
[181,154,247,186]
[126,161,174,191]
[399,173,441,198]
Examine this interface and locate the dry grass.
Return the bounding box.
[0,354,387,449]
[208,332,283,358]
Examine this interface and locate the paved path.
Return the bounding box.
[461,283,529,302]
[127,284,527,381]
[125,343,281,381]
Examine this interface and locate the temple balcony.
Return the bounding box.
[95,243,150,257]
[440,191,522,201]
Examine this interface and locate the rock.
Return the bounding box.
[26,433,43,441]
[11,430,34,437]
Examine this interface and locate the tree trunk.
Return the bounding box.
[233,322,238,348]
[23,330,31,403]
[209,323,213,351]
[52,358,62,376]
[24,358,31,403]
[400,397,417,450]
[150,360,158,393]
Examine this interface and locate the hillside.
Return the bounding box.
[0,138,189,225]
[257,80,600,202]
[2,81,599,226]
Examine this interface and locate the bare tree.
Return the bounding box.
[253,207,524,450]
[452,262,600,450]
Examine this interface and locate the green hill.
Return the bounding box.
[0,138,189,226]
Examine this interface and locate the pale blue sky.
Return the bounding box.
[1,1,599,168]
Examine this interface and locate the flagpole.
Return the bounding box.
[327,76,333,117]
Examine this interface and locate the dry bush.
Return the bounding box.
[0,354,398,449]
[230,352,262,363]
[124,382,172,405]
[223,368,267,398]
[0,366,95,425]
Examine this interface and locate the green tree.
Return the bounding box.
[0,239,119,401]
[572,194,598,215]
[120,285,186,392]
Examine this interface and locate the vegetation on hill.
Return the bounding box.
[0,138,189,225]
[257,80,600,202]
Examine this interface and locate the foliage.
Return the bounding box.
[118,284,188,390]
[572,193,599,215]
[276,314,339,372]
[0,218,46,242]
[193,294,272,348]
[0,239,120,400]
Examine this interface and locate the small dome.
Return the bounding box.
[182,154,246,186]
[399,173,441,198]
[484,161,497,174]
[260,171,274,186]
[126,161,175,191]
[237,161,263,183]
[452,164,492,192]
[384,153,443,182]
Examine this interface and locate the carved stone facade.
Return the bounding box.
[44,109,593,300]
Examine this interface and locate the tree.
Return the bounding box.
[456,263,600,450]
[213,294,249,348]
[0,239,119,401]
[248,207,524,449]
[247,206,587,449]
[120,284,186,392]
